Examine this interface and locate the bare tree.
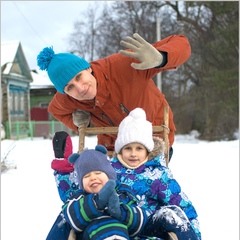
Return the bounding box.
[67,2,103,61]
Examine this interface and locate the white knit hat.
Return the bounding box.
[115,108,154,154]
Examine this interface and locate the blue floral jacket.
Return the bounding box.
[110,138,201,239]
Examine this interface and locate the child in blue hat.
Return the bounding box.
[47,145,148,240]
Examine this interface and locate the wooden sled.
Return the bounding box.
[168,232,178,240]
[77,105,170,166]
[68,105,178,240]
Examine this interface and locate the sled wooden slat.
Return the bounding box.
[83,125,164,134]
[78,105,170,165]
[163,105,170,166]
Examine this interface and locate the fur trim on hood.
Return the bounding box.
[112,136,165,160]
[148,137,165,160]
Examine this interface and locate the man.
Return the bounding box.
[37,33,191,160]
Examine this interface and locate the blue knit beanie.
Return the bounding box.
[68,145,117,190]
[37,47,90,94]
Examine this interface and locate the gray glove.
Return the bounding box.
[72,110,90,128]
[119,33,163,70]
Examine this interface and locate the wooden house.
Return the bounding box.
[30,70,56,121]
[1,41,33,139]
[29,70,60,138]
[1,41,73,139]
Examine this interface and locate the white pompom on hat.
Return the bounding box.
[115,108,154,154]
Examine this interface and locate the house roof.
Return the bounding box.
[1,41,32,81]
[1,41,53,89]
[30,71,54,89]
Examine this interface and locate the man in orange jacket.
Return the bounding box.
[37,33,191,160]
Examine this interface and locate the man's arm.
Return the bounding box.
[119,33,191,70]
[154,34,191,68]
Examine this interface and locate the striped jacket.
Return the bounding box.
[62,181,148,238]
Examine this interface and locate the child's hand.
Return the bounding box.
[107,191,121,220]
[94,180,116,210]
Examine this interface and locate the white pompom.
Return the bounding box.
[129,108,146,120]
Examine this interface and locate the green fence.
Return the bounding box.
[5,121,77,140]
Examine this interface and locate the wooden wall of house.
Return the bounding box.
[24,88,30,121]
[31,107,48,121]
[1,81,8,123]
[30,88,56,121]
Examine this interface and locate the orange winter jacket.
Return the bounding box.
[48,35,191,151]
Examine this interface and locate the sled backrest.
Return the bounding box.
[78,105,170,166]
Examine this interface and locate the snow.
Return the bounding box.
[30,71,53,89]
[1,134,239,240]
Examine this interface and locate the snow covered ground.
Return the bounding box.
[1,134,239,240]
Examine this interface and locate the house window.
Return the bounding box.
[9,86,25,115]
[39,102,49,108]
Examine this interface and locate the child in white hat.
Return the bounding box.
[111,108,202,240]
[47,145,148,240]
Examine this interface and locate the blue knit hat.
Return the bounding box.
[37,47,90,94]
[68,145,117,190]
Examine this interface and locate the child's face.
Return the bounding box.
[82,171,109,193]
[121,143,148,168]
[64,68,97,100]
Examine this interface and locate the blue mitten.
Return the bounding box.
[157,205,199,240]
[95,180,116,210]
[107,190,121,220]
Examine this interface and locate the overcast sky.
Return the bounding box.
[1,1,109,76]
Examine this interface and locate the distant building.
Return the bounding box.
[29,70,58,137]
[30,70,56,121]
[1,41,62,139]
[1,41,33,139]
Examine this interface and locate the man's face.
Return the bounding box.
[64,68,97,100]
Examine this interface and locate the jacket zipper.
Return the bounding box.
[120,103,130,114]
[101,103,129,126]
[101,113,114,126]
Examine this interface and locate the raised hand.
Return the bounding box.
[119,33,163,70]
